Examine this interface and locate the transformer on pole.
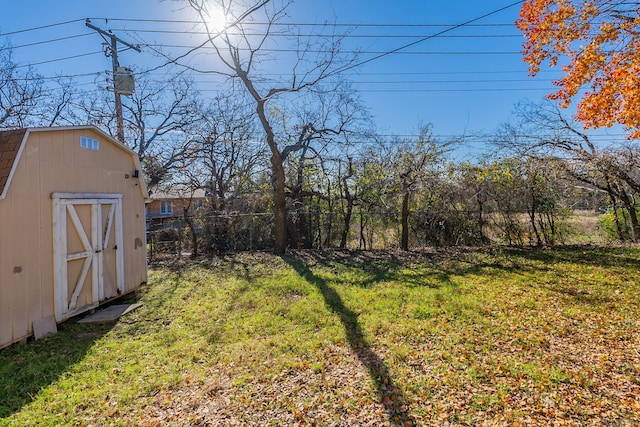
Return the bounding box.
[115,66,136,96]
[86,19,141,145]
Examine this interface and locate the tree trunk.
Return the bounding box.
[234,67,289,254]
[401,191,410,251]
[287,142,311,249]
[606,183,625,240]
[271,152,288,254]
[629,209,640,242]
[619,190,640,242]
[340,200,354,249]
[339,158,355,249]
[528,195,542,246]
[529,210,542,246]
[359,209,367,250]
[252,95,288,255]
[324,180,333,248]
[477,192,488,245]
[184,215,198,258]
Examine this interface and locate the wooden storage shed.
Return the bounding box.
[0,126,149,349]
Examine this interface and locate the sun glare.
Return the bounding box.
[207,7,228,32]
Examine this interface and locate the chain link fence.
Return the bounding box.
[146,208,605,258]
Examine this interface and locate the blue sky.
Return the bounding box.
[0,0,606,155]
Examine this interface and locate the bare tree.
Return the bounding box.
[457,162,492,244]
[279,84,371,248]
[186,94,265,254]
[185,0,357,253]
[498,101,640,241]
[71,85,117,130]
[338,156,357,249]
[353,146,395,250]
[30,76,78,127]
[0,43,46,128]
[123,73,202,189]
[73,71,202,190]
[389,127,451,251]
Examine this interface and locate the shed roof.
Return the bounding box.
[0,126,149,201]
[0,129,27,196]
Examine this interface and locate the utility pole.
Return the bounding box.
[86,19,141,145]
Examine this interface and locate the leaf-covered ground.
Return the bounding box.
[1,247,640,426]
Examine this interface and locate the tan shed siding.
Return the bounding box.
[38,168,55,321]
[86,128,147,289]
[0,200,11,345]
[43,129,147,291]
[0,131,42,344]
[124,197,148,288]
[19,138,44,333]
[39,129,63,167]
[30,131,60,325]
[37,139,59,322]
[123,177,148,290]
[0,127,148,348]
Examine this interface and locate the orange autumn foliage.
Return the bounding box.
[517,0,640,138]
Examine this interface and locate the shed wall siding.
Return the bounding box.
[0,128,147,348]
[0,201,13,345]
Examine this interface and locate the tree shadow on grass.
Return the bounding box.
[283,255,416,427]
[289,248,529,290]
[501,245,640,270]
[0,321,114,418]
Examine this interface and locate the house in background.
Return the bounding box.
[0,126,149,349]
[146,187,207,228]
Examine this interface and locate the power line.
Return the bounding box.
[164,69,558,78]
[108,27,522,39]
[140,43,523,55]
[327,0,525,77]
[0,19,84,36]
[12,67,557,84]
[30,70,558,81]
[333,78,538,84]
[191,87,554,93]
[186,77,540,85]
[87,2,527,76]
[85,18,141,144]
[136,0,271,75]
[12,71,102,81]
[351,88,555,93]
[0,33,92,51]
[87,17,518,27]
[2,6,528,78]
[342,70,554,75]
[14,51,103,68]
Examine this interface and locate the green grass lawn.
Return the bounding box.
[1,247,639,426]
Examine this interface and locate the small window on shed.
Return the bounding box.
[80,136,99,151]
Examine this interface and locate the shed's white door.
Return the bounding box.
[52,194,124,322]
